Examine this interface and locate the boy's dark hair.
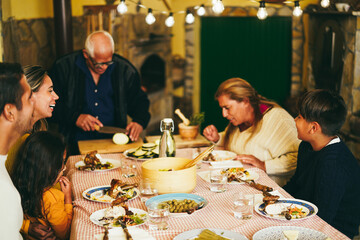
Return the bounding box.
[11,131,66,219]
[297,89,347,136]
[0,63,24,113]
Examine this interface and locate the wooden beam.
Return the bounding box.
[161,0,171,11]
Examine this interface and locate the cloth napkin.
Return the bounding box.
[94,227,155,240]
[209,160,243,168]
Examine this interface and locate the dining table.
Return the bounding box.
[65,147,350,240]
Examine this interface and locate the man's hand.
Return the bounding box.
[236,154,266,171]
[126,122,143,142]
[203,125,220,143]
[28,222,57,240]
[76,114,103,131]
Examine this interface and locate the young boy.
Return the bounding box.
[283,89,360,239]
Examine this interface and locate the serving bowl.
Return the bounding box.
[141,157,197,194]
[335,3,350,12]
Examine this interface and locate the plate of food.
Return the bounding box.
[252,226,328,240]
[173,228,249,240]
[90,205,148,228]
[202,150,237,162]
[254,198,318,221]
[82,179,139,203]
[75,151,121,171]
[197,168,259,184]
[145,193,208,216]
[124,143,159,161]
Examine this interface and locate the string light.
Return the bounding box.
[197,4,206,16]
[320,0,330,8]
[117,0,128,14]
[257,1,268,20]
[293,1,303,17]
[145,8,156,25]
[212,0,225,14]
[185,10,195,24]
[165,12,175,27]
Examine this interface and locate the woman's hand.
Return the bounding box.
[59,176,72,204]
[236,154,266,171]
[203,125,220,143]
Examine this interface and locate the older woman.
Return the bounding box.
[6,65,59,173]
[203,78,300,186]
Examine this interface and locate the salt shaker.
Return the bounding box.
[159,118,176,157]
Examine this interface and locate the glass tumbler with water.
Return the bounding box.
[147,203,170,230]
[139,178,158,202]
[209,169,227,193]
[233,193,254,219]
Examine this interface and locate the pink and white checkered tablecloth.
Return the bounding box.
[66,149,349,240]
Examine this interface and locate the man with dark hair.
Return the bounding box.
[0,63,56,239]
[284,89,360,238]
[49,30,150,154]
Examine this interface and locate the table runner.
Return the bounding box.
[66,149,350,240]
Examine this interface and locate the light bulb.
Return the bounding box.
[293,1,303,17]
[257,1,268,20]
[212,0,224,14]
[185,10,195,24]
[320,0,330,8]
[117,0,128,14]
[165,13,175,27]
[197,5,206,16]
[145,8,156,25]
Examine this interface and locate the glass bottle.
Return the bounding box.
[159,118,176,157]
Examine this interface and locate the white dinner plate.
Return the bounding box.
[82,185,139,203]
[123,149,156,161]
[173,228,249,240]
[90,207,148,228]
[75,158,121,172]
[252,226,328,240]
[201,150,237,162]
[254,198,318,221]
[145,193,208,217]
[197,169,259,184]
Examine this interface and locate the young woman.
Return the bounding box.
[11,131,73,240]
[203,78,300,186]
[6,65,59,173]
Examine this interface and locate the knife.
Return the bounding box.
[96,126,128,134]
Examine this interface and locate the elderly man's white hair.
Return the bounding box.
[85,31,115,57]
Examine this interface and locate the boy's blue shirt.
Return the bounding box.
[283,140,360,238]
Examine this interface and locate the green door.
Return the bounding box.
[200,16,292,131]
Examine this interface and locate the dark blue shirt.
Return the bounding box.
[75,54,115,141]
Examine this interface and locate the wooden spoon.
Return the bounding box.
[182,144,215,169]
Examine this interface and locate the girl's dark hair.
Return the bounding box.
[297,89,347,136]
[11,131,66,219]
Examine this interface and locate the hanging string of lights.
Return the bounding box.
[115,0,306,25]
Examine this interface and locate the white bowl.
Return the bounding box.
[335,3,350,12]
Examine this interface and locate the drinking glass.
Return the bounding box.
[147,203,170,230]
[121,159,137,178]
[233,192,254,220]
[139,178,158,202]
[209,169,227,193]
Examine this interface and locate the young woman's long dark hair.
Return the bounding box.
[11,131,66,219]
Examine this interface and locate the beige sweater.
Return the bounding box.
[217,107,300,186]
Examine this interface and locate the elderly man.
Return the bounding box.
[49,31,150,154]
[0,63,55,239]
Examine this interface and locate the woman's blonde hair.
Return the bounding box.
[215,78,279,148]
[23,65,49,132]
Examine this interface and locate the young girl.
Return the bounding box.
[11,131,73,240]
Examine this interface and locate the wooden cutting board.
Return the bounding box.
[146,134,211,149]
[78,138,143,154]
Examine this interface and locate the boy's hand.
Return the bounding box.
[236,154,266,171]
[59,176,72,204]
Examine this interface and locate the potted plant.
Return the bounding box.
[175,110,205,140]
